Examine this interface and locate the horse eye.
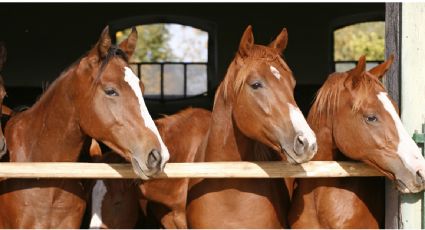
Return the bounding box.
[250,82,263,90]
[104,88,119,96]
[365,115,378,123]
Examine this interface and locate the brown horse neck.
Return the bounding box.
[203,88,275,162]
[308,115,346,161]
[8,67,86,162]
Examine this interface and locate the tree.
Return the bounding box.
[334,21,385,61]
[116,24,175,62]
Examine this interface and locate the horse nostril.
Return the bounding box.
[416,170,425,185]
[294,134,308,155]
[147,149,162,170]
[311,142,317,153]
[297,136,305,146]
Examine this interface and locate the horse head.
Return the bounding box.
[221,25,317,163]
[74,27,169,179]
[311,55,425,193]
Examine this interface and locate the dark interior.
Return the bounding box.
[0,3,384,117]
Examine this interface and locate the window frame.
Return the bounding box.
[109,15,217,102]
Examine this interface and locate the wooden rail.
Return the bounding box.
[0,161,383,179]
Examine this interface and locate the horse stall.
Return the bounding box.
[0,2,424,229]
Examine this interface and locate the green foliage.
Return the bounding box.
[116,24,175,62]
[334,21,385,61]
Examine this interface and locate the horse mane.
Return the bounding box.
[308,70,385,127]
[34,45,128,105]
[218,44,285,104]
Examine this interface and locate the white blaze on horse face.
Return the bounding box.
[288,103,317,145]
[123,67,170,168]
[90,180,107,229]
[377,92,425,173]
[270,66,281,80]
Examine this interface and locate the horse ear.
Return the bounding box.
[238,25,254,57]
[97,26,112,59]
[348,55,366,87]
[89,139,103,162]
[269,28,288,55]
[368,54,394,79]
[119,27,138,59]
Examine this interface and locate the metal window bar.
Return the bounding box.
[334,60,384,64]
[334,60,384,73]
[131,62,208,102]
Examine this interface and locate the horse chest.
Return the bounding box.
[187,179,289,228]
[0,179,86,228]
[291,178,384,228]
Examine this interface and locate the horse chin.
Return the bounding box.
[0,139,6,159]
[364,160,425,193]
[278,145,301,164]
[395,179,414,193]
[394,178,425,193]
[395,172,425,194]
[130,157,154,180]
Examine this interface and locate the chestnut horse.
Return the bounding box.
[0,42,8,158]
[289,56,425,228]
[0,27,169,228]
[186,25,317,228]
[87,108,211,228]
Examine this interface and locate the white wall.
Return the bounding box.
[400,2,425,229]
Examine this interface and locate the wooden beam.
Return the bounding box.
[0,161,382,179]
[385,3,402,229]
[384,3,401,106]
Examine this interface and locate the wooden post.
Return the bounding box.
[399,3,425,229]
[384,3,402,228]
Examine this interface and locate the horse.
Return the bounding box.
[86,107,212,229]
[186,25,317,228]
[0,42,8,158]
[0,26,169,228]
[288,55,425,228]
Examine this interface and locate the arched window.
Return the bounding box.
[331,13,385,72]
[109,16,217,102]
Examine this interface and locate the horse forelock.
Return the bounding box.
[94,45,129,84]
[309,71,385,127]
[220,45,285,104]
[351,72,385,111]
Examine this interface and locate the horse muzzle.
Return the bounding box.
[130,148,165,180]
[282,132,317,164]
[395,169,425,193]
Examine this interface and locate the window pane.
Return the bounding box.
[335,62,356,73]
[166,24,208,62]
[335,61,383,72]
[334,21,385,61]
[366,61,381,71]
[141,64,161,98]
[116,23,209,100]
[187,65,207,95]
[164,64,184,98]
[116,23,208,63]
[129,64,138,75]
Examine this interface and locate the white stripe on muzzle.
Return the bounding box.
[288,103,316,143]
[123,67,170,169]
[377,92,424,172]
